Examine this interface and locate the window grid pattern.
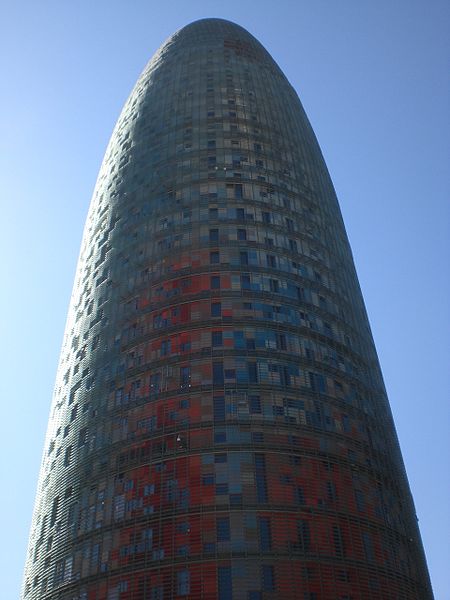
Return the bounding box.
[22,18,432,600]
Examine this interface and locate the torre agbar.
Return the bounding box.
[22,19,433,600]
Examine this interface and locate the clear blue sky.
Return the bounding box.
[1,1,448,597]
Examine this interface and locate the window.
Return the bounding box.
[248,362,258,383]
[258,517,272,551]
[285,217,294,232]
[332,525,345,557]
[211,302,222,317]
[177,570,190,595]
[262,565,275,591]
[180,366,190,386]
[296,486,305,505]
[237,228,247,240]
[269,279,279,293]
[217,517,230,541]
[355,489,365,512]
[211,275,220,289]
[255,454,268,502]
[177,545,189,557]
[266,254,276,268]
[241,274,251,289]
[337,570,350,582]
[218,567,232,600]
[212,331,223,347]
[249,395,261,414]
[213,395,225,421]
[297,521,311,552]
[289,239,298,252]
[276,333,287,350]
[209,207,218,220]
[64,446,72,467]
[50,496,60,527]
[240,251,248,265]
[362,532,374,561]
[210,251,220,264]
[78,427,88,448]
[70,405,78,422]
[262,211,271,224]
[209,228,219,242]
[342,414,351,432]
[213,363,224,386]
[326,481,337,502]
[236,207,245,220]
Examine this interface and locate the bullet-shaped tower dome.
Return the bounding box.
[22,18,433,600]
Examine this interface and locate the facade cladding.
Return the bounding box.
[22,18,433,600]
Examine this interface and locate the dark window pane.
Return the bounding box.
[213,395,225,421]
[211,275,221,289]
[258,517,272,551]
[262,565,275,591]
[218,567,232,600]
[213,363,224,386]
[211,302,222,317]
[217,517,230,541]
[212,331,223,347]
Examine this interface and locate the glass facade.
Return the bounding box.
[22,18,433,600]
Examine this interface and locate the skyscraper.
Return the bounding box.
[22,17,433,599]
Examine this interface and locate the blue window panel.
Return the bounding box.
[218,566,233,600]
[248,362,258,383]
[211,302,222,317]
[258,517,272,551]
[216,470,228,484]
[214,431,227,443]
[234,331,245,349]
[212,330,223,346]
[177,570,190,595]
[236,367,249,383]
[214,396,226,421]
[229,483,243,493]
[255,454,268,503]
[216,483,228,495]
[211,275,221,289]
[241,274,251,289]
[217,517,230,541]
[224,369,236,380]
[213,362,224,385]
[249,395,261,414]
[262,565,275,591]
